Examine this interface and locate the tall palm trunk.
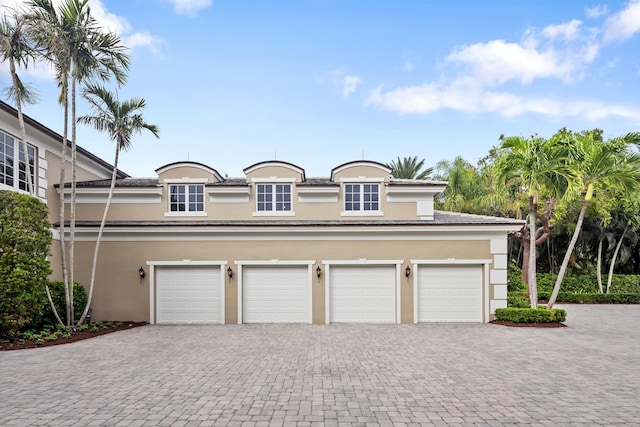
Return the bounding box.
[68,74,78,325]
[596,236,604,293]
[548,185,594,308]
[607,222,630,294]
[527,196,538,308]
[9,58,34,196]
[78,142,120,325]
[57,86,71,326]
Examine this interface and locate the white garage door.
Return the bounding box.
[417,265,482,322]
[330,266,396,323]
[156,266,222,324]
[243,266,309,323]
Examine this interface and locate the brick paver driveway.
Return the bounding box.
[1,305,639,426]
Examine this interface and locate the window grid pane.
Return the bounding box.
[0,133,15,187]
[257,184,273,211]
[275,184,291,211]
[17,144,36,192]
[345,184,360,211]
[363,184,379,211]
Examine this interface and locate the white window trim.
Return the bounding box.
[251,177,296,183]
[166,183,206,216]
[163,178,208,184]
[341,182,382,216]
[254,182,294,215]
[0,131,37,193]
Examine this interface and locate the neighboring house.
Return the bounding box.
[2,100,524,325]
[0,100,126,280]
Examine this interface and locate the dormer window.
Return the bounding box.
[257,184,291,212]
[169,184,204,213]
[341,181,383,216]
[345,183,379,211]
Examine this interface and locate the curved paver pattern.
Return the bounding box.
[1,305,639,426]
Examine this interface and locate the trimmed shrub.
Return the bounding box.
[495,307,567,323]
[507,292,530,308]
[0,191,52,338]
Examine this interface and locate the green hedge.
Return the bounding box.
[535,273,640,294]
[537,291,640,304]
[495,307,567,323]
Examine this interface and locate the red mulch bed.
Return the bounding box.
[1,322,147,351]
[490,320,566,328]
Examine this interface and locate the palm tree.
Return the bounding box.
[0,8,36,195]
[26,0,130,325]
[387,156,433,180]
[547,130,640,308]
[77,83,159,325]
[434,156,491,214]
[493,135,571,308]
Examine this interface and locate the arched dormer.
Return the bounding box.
[330,160,391,182]
[243,160,305,182]
[155,161,225,183]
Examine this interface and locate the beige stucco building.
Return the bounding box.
[1,100,524,325]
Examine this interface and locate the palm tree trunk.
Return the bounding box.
[78,143,120,325]
[548,185,593,308]
[607,222,630,294]
[527,197,538,308]
[59,86,70,326]
[596,236,604,294]
[69,75,77,325]
[9,59,34,196]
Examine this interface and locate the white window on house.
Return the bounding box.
[256,183,292,212]
[344,183,380,212]
[0,130,36,192]
[169,184,204,213]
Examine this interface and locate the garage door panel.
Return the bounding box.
[418,265,482,323]
[330,266,396,323]
[157,266,222,324]
[243,266,309,323]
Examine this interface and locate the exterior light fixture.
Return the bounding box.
[316,266,322,278]
[138,267,145,279]
[405,266,411,278]
[227,266,233,278]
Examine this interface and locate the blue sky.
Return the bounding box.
[2,0,640,178]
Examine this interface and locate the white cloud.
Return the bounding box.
[366,81,640,122]
[365,9,624,121]
[0,0,162,55]
[165,0,212,15]
[541,19,582,40]
[585,5,609,18]
[603,0,640,41]
[330,69,362,99]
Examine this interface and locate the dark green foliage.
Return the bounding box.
[25,281,88,329]
[536,273,640,294]
[507,292,531,308]
[495,307,567,323]
[0,191,52,337]
[507,259,525,292]
[537,291,640,304]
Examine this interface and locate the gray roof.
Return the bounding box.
[60,211,524,228]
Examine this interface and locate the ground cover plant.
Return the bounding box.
[1,321,146,351]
